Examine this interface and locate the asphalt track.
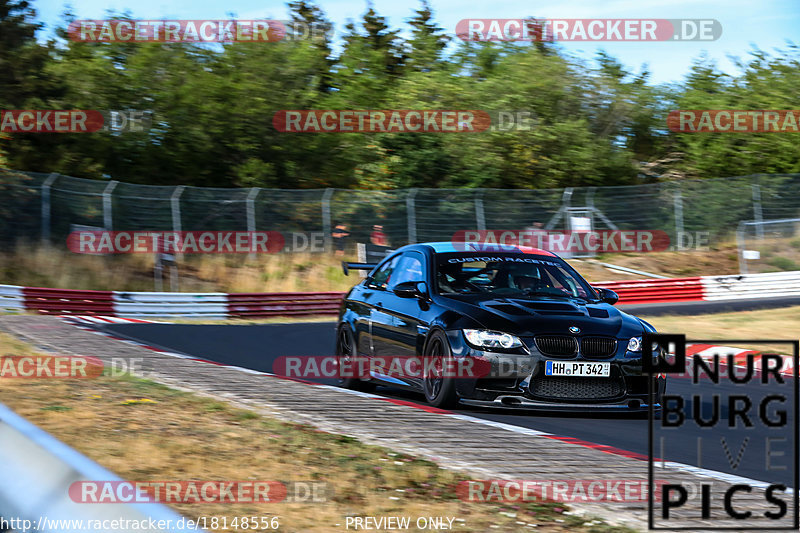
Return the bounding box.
[98,310,798,489]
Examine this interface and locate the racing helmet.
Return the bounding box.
[512,274,541,290]
[505,264,543,290]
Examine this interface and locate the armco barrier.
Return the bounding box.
[593,277,704,304]
[0,284,25,312]
[0,272,798,319]
[702,271,800,301]
[114,291,229,318]
[0,403,201,533]
[227,292,344,318]
[23,287,115,315]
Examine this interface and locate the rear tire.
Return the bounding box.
[335,326,375,392]
[422,330,459,408]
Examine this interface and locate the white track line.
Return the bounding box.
[59,317,795,492]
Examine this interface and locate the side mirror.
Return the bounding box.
[595,287,619,305]
[393,281,427,299]
[415,281,429,300]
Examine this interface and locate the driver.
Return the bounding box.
[504,264,544,291]
[513,274,541,291]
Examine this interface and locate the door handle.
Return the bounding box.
[376,302,383,308]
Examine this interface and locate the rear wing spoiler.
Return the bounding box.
[341,261,377,276]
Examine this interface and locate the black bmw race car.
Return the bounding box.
[336,242,666,410]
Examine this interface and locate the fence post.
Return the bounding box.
[40,173,59,243]
[322,188,334,252]
[673,187,684,250]
[736,221,748,275]
[587,185,618,231]
[474,190,486,232]
[246,187,260,260]
[585,186,597,229]
[102,180,118,231]
[545,187,572,230]
[752,182,764,240]
[171,185,185,260]
[406,188,418,244]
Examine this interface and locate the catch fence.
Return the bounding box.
[2,169,800,254]
[737,218,800,274]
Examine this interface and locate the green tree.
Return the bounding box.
[0,0,59,108]
[287,1,334,93]
[405,1,448,72]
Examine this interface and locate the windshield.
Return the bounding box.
[435,253,597,300]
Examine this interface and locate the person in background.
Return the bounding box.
[527,221,548,250]
[332,223,350,256]
[370,224,388,247]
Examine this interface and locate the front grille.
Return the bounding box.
[535,336,578,357]
[529,376,625,401]
[581,337,617,358]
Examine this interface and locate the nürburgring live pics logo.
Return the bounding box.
[644,334,799,529]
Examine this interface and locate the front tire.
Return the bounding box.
[422,330,459,408]
[335,326,375,392]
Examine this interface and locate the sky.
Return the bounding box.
[31,0,800,84]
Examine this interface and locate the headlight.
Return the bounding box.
[627,337,660,353]
[463,329,523,349]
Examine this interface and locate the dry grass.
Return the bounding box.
[641,306,800,354]
[583,243,742,279]
[0,241,749,293]
[745,236,800,273]
[0,332,630,533]
[0,242,354,293]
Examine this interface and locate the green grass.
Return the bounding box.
[40,405,72,412]
[767,256,800,271]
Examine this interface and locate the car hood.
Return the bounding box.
[440,294,645,338]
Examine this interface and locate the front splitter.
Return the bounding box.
[459,396,661,412]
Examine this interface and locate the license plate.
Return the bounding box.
[544,360,610,377]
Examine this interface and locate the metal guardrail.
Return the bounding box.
[23,287,115,315]
[0,285,345,318]
[0,285,25,312]
[227,292,344,318]
[585,260,670,279]
[114,292,229,318]
[1,272,800,318]
[595,277,705,304]
[702,271,800,301]
[0,403,201,533]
